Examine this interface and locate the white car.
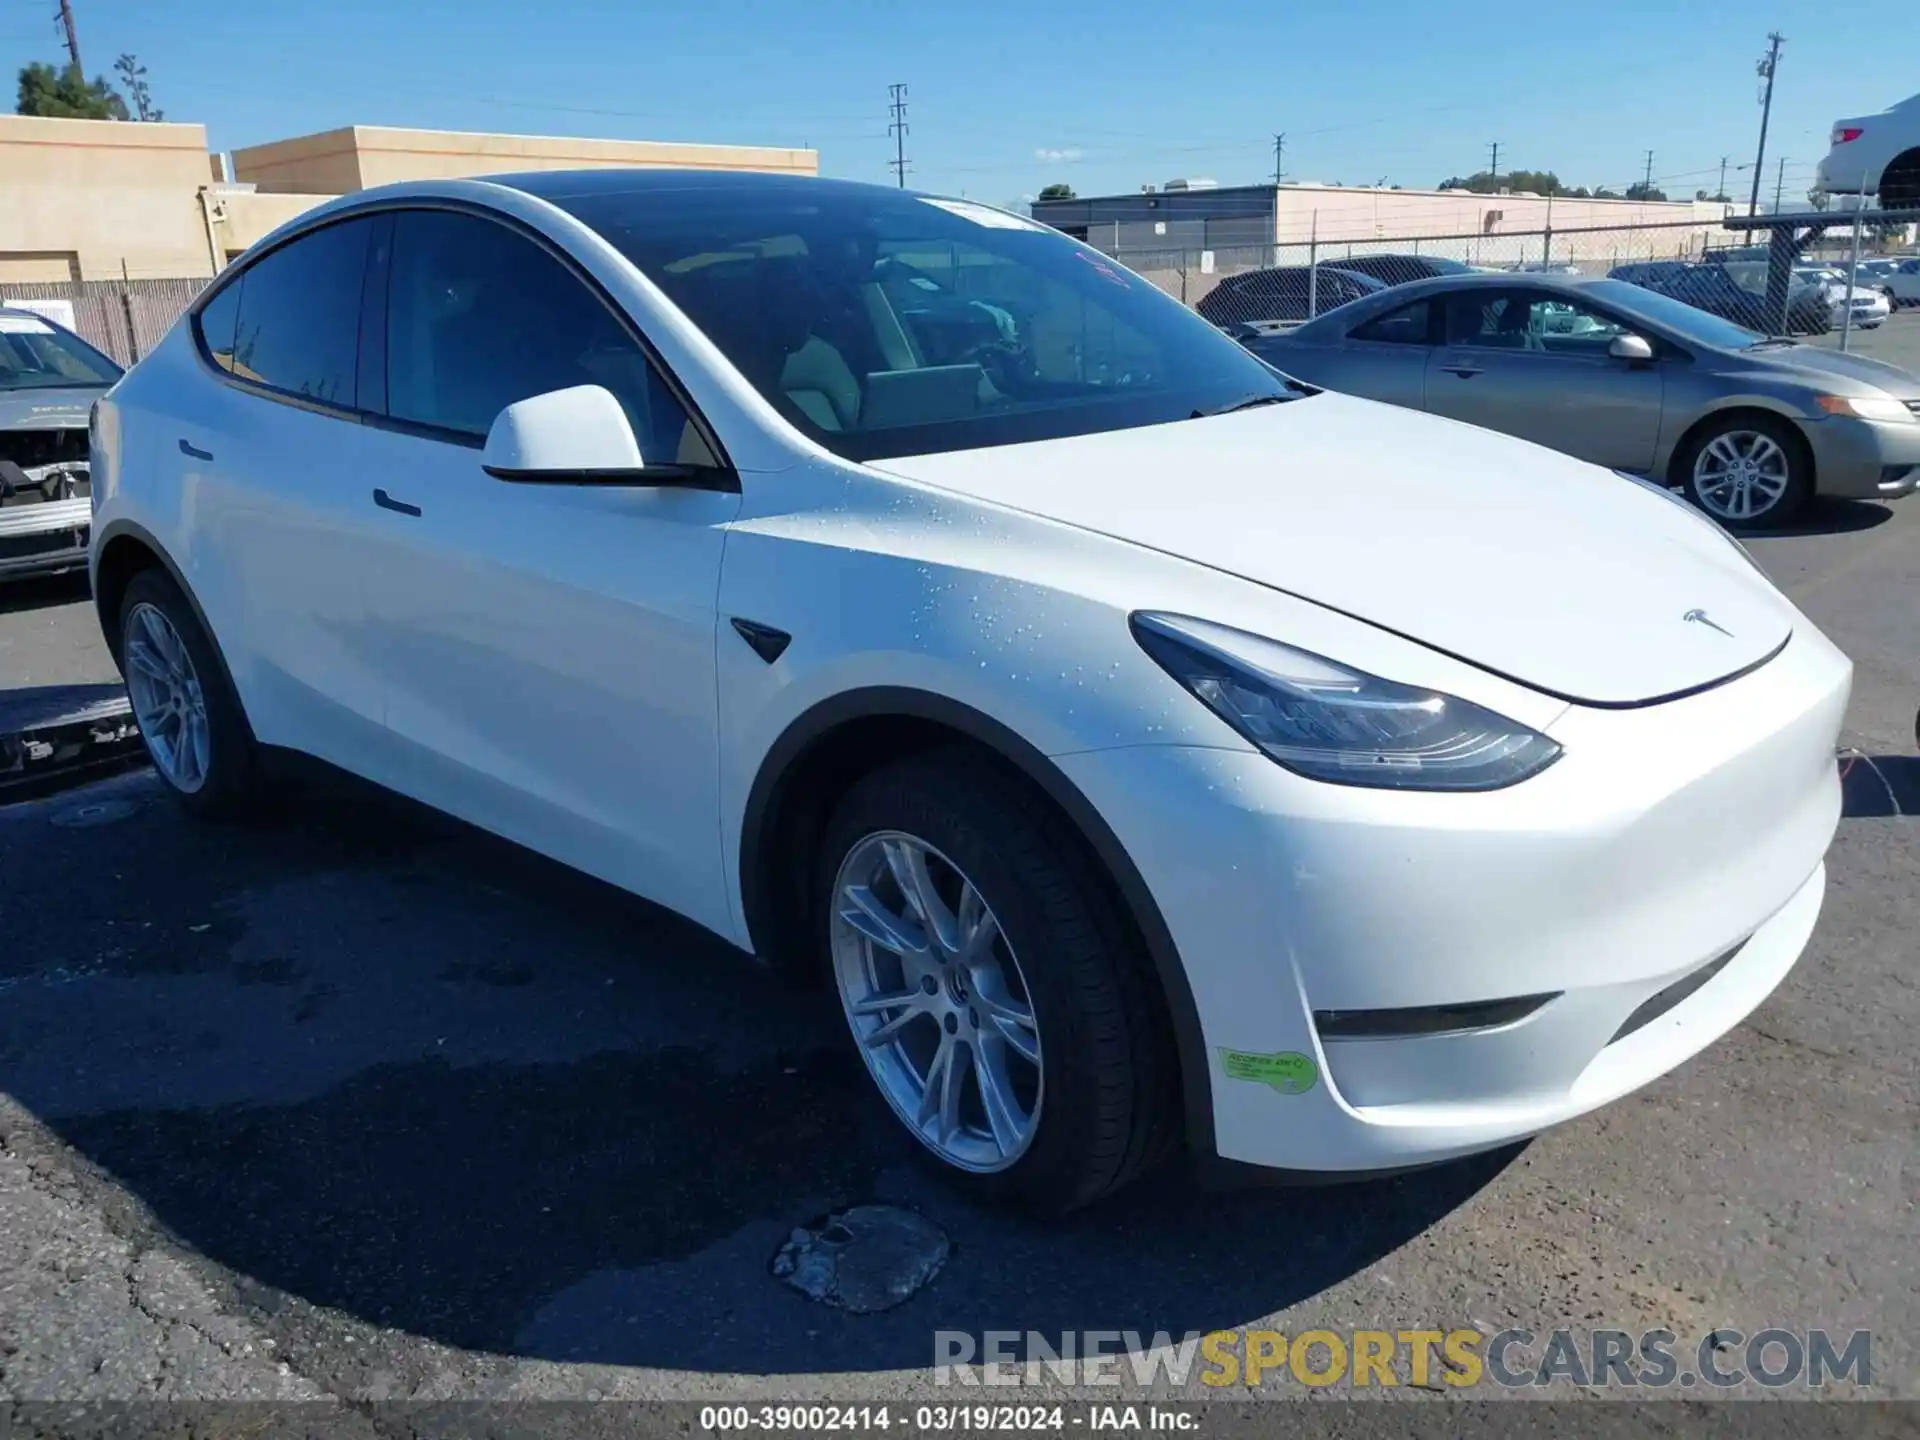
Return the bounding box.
[1816,91,1920,208]
[88,173,1850,1210]
[1886,257,1920,307]
[1795,267,1890,328]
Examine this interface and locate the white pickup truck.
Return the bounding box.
[1817,91,1920,209]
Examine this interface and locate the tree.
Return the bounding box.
[113,54,161,121]
[1806,187,1830,212]
[16,61,128,119]
[1695,189,1733,203]
[1436,169,1565,195]
[1624,181,1669,202]
[1036,182,1075,201]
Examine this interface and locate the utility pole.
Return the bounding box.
[1774,155,1788,213]
[56,0,82,74]
[1718,156,1729,203]
[1748,31,1784,217]
[1272,132,1286,186]
[887,83,909,188]
[1488,140,1500,186]
[1642,150,1655,194]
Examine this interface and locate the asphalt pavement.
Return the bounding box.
[0,487,1916,1410]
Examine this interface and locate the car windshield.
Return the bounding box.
[1582,279,1768,350]
[546,181,1295,462]
[0,312,121,391]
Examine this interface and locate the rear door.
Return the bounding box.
[1425,287,1664,472]
[172,215,395,771]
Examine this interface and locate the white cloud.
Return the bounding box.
[1033,147,1083,164]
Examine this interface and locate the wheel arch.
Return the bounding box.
[1664,403,1815,491]
[92,520,247,709]
[1877,146,1920,205]
[738,686,1215,1157]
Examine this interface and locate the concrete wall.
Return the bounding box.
[0,115,220,280]
[208,189,339,259]
[1273,184,1731,245]
[232,125,818,194]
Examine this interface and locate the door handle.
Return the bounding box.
[1441,364,1484,378]
[178,438,214,461]
[372,487,422,517]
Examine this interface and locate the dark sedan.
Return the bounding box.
[1195,265,1384,326]
[1610,261,1831,336]
[1328,253,1479,288]
[1242,273,1920,527]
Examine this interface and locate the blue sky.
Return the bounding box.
[5,0,1911,209]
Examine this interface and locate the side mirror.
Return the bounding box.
[1609,334,1654,363]
[481,385,732,491]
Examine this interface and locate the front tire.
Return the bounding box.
[818,749,1175,1212]
[118,569,265,817]
[1678,414,1812,530]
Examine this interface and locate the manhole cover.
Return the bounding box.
[772,1205,951,1314]
[49,796,142,828]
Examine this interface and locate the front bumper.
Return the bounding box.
[1804,413,1920,499]
[1056,623,1849,1173]
[0,497,90,579]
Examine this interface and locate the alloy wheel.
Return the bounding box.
[830,831,1043,1172]
[1692,430,1791,522]
[123,601,211,793]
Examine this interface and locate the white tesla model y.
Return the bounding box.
[89,172,1849,1210]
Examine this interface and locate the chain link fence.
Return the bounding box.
[1099,216,1917,344]
[0,275,209,368]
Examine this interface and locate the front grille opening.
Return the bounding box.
[1314,991,1560,1042]
[1608,942,1745,1045]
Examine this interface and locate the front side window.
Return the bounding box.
[1445,291,1627,354]
[226,218,372,406]
[382,209,705,462]
[0,312,121,390]
[548,183,1294,462]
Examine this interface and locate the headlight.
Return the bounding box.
[1816,394,1914,423]
[1130,613,1562,792]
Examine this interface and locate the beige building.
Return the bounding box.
[230,124,817,195]
[1,114,819,282]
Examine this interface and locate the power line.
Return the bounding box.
[1749,31,1784,217]
[887,83,910,188]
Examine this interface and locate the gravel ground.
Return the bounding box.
[0,497,1915,1412]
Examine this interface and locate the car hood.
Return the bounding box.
[1747,343,1919,397]
[872,392,1795,707]
[0,388,102,430]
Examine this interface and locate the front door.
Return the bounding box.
[354,207,741,935]
[1425,288,1665,473]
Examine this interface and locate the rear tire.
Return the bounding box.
[817,748,1176,1212]
[118,569,266,817]
[1678,414,1812,531]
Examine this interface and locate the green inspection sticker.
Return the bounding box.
[1218,1048,1319,1095]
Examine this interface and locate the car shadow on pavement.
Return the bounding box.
[1840,753,1919,818]
[0,569,90,616]
[1,768,1511,1377]
[1746,498,1895,539]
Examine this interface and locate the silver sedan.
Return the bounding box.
[1244,273,1920,527]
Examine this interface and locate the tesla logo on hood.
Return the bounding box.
[1683,608,1735,638]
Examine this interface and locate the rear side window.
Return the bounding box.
[1350,300,1431,345]
[193,282,240,373]
[227,218,372,407]
[381,209,704,462]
